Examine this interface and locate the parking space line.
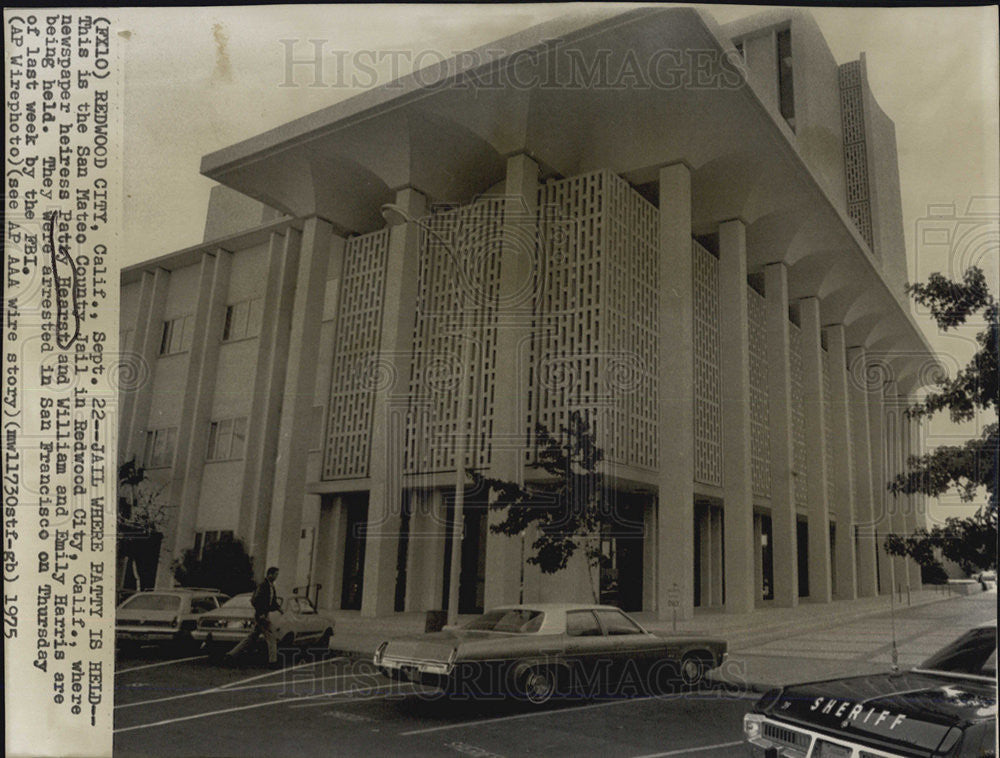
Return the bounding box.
[214,656,345,691]
[630,740,744,757]
[400,696,654,736]
[288,683,439,708]
[115,681,420,733]
[116,656,207,674]
[117,664,358,710]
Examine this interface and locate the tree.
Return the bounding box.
[172,536,255,597]
[118,457,170,591]
[469,410,610,601]
[884,267,998,575]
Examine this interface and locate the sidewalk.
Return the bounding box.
[324,585,982,692]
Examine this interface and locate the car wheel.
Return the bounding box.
[318,628,333,649]
[520,668,556,706]
[279,632,295,648]
[680,654,708,687]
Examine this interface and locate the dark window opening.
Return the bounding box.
[777,28,795,130]
[796,517,809,598]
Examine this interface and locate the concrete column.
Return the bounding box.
[718,219,755,613]
[314,495,347,611]
[765,263,798,606]
[485,154,539,609]
[265,218,334,599]
[362,189,426,617]
[824,325,857,600]
[643,499,658,612]
[405,489,448,611]
[905,414,922,590]
[799,298,832,603]
[657,164,695,620]
[122,268,170,463]
[847,347,878,597]
[885,394,908,593]
[238,229,302,562]
[868,380,891,595]
[170,250,232,562]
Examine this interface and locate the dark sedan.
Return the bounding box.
[743,624,997,757]
[374,603,728,704]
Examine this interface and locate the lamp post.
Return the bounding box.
[380,203,473,626]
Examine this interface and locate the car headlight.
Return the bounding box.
[743,713,763,739]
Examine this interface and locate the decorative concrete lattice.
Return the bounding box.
[404,198,504,474]
[822,348,835,507]
[693,241,722,487]
[323,228,389,480]
[747,286,770,498]
[789,322,807,508]
[531,170,659,470]
[839,60,875,251]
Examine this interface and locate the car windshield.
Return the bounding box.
[463,609,544,633]
[916,627,997,678]
[221,594,253,610]
[120,594,182,611]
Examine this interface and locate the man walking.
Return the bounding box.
[227,566,283,667]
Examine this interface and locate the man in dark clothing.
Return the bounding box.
[226,566,282,665]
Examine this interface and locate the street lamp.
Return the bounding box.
[381,203,473,626]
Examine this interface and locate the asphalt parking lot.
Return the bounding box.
[114,649,755,757]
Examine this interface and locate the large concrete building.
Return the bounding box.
[118,8,935,619]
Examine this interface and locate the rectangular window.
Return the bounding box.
[206,417,248,461]
[776,28,795,130]
[223,297,263,341]
[160,315,193,355]
[143,427,178,469]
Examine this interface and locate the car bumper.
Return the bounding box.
[192,629,249,643]
[742,714,908,758]
[116,626,181,642]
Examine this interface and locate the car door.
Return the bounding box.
[564,610,613,695]
[593,609,659,695]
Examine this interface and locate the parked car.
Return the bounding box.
[373,603,727,705]
[743,624,997,757]
[116,588,230,649]
[193,593,335,655]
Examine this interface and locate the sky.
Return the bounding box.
[117,4,998,522]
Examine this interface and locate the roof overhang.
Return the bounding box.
[199,6,940,396]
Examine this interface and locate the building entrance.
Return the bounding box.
[441,488,488,615]
[340,495,368,610]
[599,495,644,612]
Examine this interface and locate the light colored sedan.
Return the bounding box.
[116,588,229,649]
[374,603,727,705]
[193,593,335,654]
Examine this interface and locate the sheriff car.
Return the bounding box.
[743,624,997,757]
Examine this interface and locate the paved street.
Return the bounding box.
[113,592,994,757]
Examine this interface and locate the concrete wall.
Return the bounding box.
[789,14,847,212]
[724,11,847,215]
[203,184,277,242]
[864,91,908,305]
